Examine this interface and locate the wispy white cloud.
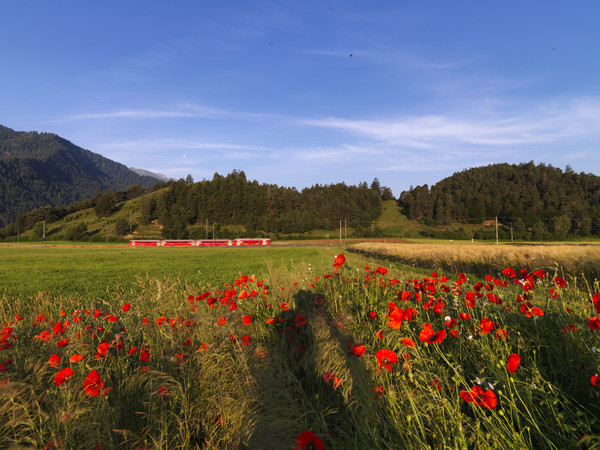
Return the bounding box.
[61,103,227,121]
[101,138,270,152]
[300,97,600,149]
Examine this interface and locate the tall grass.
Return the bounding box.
[1,253,600,448]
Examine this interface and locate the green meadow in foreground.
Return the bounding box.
[0,245,339,300]
[1,249,600,448]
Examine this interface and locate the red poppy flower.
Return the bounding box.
[140,350,150,361]
[241,335,251,346]
[400,337,416,348]
[507,354,521,374]
[295,313,307,327]
[280,302,291,311]
[495,329,509,340]
[95,342,110,359]
[479,318,496,334]
[295,430,324,450]
[158,385,169,398]
[242,315,253,325]
[48,354,61,367]
[418,323,446,344]
[375,330,383,339]
[460,385,497,409]
[520,303,544,317]
[445,317,457,328]
[265,317,275,324]
[591,375,600,386]
[254,349,269,358]
[215,317,228,325]
[70,354,84,363]
[333,253,345,269]
[502,267,516,278]
[155,316,167,326]
[350,344,366,357]
[0,327,13,340]
[376,266,388,276]
[532,269,545,278]
[387,306,405,329]
[459,312,471,321]
[587,317,600,330]
[553,277,566,288]
[57,338,69,348]
[400,291,412,301]
[122,302,131,312]
[368,311,377,319]
[84,370,104,397]
[593,294,600,314]
[54,367,74,386]
[375,348,398,372]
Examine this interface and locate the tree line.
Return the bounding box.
[397,162,600,240]
[0,171,386,241]
[142,171,383,239]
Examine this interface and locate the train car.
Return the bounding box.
[129,240,160,247]
[196,239,233,247]
[161,240,194,247]
[234,238,271,246]
[129,238,271,247]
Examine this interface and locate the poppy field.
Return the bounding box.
[1,249,600,448]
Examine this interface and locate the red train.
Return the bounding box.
[129,238,272,247]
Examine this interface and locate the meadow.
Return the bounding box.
[0,244,338,300]
[1,243,600,449]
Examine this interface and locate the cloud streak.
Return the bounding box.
[300,97,600,150]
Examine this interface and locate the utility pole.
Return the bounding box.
[495,216,499,244]
[43,220,46,239]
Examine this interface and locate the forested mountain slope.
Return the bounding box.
[0,125,156,227]
[398,162,600,238]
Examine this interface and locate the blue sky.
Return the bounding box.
[2,1,600,196]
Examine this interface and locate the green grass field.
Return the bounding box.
[2,243,600,448]
[0,244,345,300]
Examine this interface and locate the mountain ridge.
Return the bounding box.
[0,125,158,227]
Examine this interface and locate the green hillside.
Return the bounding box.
[0,124,157,227]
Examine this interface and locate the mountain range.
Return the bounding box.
[0,125,158,227]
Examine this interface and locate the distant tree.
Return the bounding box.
[94,191,116,218]
[551,215,571,240]
[32,222,44,239]
[381,186,395,201]
[531,220,548,241]
[185,174,194,184]
[370,178,381,193]
[139,196,156,225]
[65,223,87,241]
[114,217,129,236]
[513,218,527,240]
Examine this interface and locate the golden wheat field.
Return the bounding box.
[348,242,600,280]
